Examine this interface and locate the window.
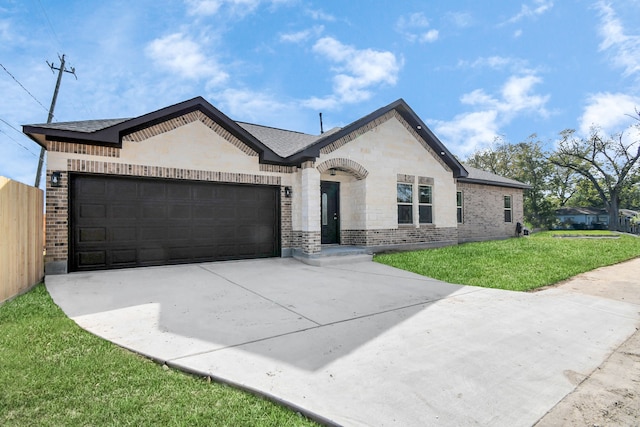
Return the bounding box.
[419,185,433,224]
[456,191,463,223]
[504,195,512,223]
[397,183,413,224]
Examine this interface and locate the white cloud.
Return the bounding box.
[458,75,549,117]
[303,37,402,109]
[185,0,223,15]
[579,92,640,136]
[501,74,549,117]
[595,2,640,77]
[306,8,336,22]
[432,73,550,155]
[212,88,286,120]
[504,0,553,24]
[0,19,11,42]
[211,88,321,133]
[145,33,228,86]
[445,11,473,28]
[421,29,439,43]
[185,0,289,17]
[460,89,498,107]
[396,12,440,43]
[458,55,534,75]
[280,25,324,43]
[431,111,500,157]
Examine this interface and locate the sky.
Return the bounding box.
[1,0,640,189]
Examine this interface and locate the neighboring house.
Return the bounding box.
[619,209,640,234]
[23,97,527,274]
[555,207,609,229]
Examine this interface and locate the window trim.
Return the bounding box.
[504,195,512,223]
[418,184,433,224]
[456,191,463,224]
[397,182,413,225]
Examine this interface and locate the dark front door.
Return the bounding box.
[321,181,340,244]
[70,174,280,271]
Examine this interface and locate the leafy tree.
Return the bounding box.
[547,165,579,206]
[549,122,640,231]
[620,181,640,210]
[465,136,512,176]
[465,136,556,228]
[566,177,603,208]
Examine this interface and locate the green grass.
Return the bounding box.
[0,285,318,427]
[374,231,640,292]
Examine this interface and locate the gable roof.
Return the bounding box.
[236,122,341,158]
[458,165,531,189]
[22,97,462,176]
[23,97,284,164]
[281,99,468,177]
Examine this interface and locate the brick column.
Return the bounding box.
[45,170,69,274]
[300,161,321,254]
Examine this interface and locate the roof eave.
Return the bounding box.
[284,99,469,177]
[393,100,468,178]
[22,97,282,160]
[457,177,531,189]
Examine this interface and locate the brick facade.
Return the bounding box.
[44,157,292,273]
[36,99,528,273]
[342,226,458,248]
[45,170,69,265]
[457,181,525,243]
[280,187,293,254]
[299,231,321,254]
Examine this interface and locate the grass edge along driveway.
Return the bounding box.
[0,285,318,427]
[374,231,640,292]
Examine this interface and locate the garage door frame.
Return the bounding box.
[69,173,281,271]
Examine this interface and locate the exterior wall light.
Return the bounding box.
[51,171,62,187]
[284,186,292,198]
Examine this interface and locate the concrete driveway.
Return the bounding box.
[46,258,640,427]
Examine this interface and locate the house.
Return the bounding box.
[618,209,640,234]
[555,207,609,229]
[23,97,528,274]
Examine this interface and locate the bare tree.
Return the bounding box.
[549,119,640,230]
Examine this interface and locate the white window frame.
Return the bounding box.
[456,191,463,224]
[397,183,413,225]
[418,185,433,224]
[504,195,512,223]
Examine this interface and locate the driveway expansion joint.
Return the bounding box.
[197,264,322,326]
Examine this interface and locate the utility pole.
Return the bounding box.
[34,54,76,188]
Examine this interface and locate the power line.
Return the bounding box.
[0,117,25,135]
[0,116,42,158]
[0,128,39,158]
[36,0,63,51]
[0,63,50,115]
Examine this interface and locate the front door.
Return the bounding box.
[321,181,340,244]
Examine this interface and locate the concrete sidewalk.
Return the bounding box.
[46,258,640,427]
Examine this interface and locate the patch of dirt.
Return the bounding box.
[534,327,640,427]
[534,257,640,427]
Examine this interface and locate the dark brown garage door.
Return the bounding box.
[70,174,280,271]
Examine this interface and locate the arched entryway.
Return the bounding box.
[316,158,369,245]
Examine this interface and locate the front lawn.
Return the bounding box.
[374,231,640,291]
[0,285,317,427]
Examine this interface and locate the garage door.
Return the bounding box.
[70,174,280,271]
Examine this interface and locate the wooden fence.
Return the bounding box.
[1,177,44,304]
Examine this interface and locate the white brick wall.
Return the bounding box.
[318,117,458,230]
